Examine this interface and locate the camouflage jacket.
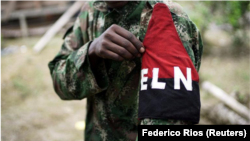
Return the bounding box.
[48,1,203,141]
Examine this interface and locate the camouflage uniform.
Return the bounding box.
[48,1,203,141]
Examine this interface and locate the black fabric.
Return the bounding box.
[138,78,200,124]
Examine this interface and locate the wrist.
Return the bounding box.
[88,40,97,57]
[88,40,101,66]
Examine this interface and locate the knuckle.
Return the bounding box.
[119,49,132,59]
[119,49,126,56]
[99,48,105,55]
[122,41,137,55]
[101,40,108,47]
[104,32,111,39]
[110,24,118,30]
[132,49,138,55]
[137,42,142,48]
[127,33,135,40]
[128,53,133,59]
[122,40,130,48]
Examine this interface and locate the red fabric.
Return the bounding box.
[142,3,199,82]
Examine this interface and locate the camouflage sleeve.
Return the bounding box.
[175,17,203,72]
[48,10,109,100]
[195,28,203,72]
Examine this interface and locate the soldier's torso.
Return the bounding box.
[83,1,198,140]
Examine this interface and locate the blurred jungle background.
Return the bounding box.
[1,1,250,141]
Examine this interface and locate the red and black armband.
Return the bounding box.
[138,3,200,124]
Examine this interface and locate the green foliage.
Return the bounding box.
[185,1,250,56]
[189,2,210,31]
[205,1,249,29]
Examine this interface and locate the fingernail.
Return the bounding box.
[140,47,145,53]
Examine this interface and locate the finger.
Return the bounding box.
[112,25,145,53]
[105,41,134,60]
[101,50,124,61]
[108,33,139,57]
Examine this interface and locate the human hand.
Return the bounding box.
[88,24,145,61]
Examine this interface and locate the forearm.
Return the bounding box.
[88,39,102,74]
[48,42,109,100]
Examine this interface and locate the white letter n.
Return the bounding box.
[174,67,192,91]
